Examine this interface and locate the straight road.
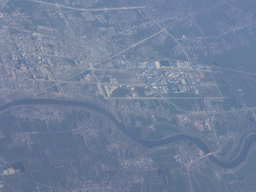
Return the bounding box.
[29,0,146,12]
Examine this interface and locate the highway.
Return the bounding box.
[28,0,146,12]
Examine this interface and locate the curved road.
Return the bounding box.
[0,98,255,169]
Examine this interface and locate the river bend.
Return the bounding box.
[0,98,255,169]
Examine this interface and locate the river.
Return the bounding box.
[0,98,255,169]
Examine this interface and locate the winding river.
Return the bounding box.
[0,98,255,169]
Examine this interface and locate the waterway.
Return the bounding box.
[0,98,255,169]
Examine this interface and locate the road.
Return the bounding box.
[28,0,146,12]
[108,30,164,60]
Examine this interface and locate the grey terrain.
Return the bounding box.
[1,0,256,191]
